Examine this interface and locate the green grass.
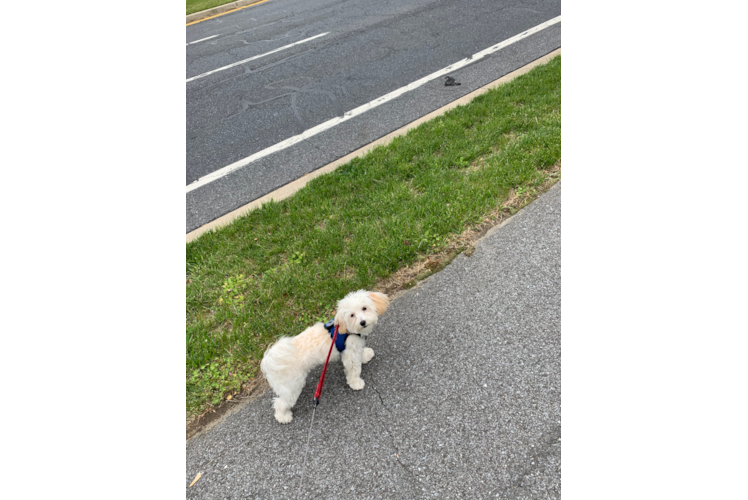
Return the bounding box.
[187,0,243,16]
[186,55,561,417]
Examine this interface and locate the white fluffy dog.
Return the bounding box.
[260,290,390,423]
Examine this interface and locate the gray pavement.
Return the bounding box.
[186,181,561,499]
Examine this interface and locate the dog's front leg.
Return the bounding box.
[341,347,365,390]
[362,347,374,364]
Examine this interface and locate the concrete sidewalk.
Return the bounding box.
[186,181,561,499]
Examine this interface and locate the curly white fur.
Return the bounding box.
[260,290,390,423]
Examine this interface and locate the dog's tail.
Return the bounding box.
[260,337,299,382]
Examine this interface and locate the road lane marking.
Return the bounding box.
[187,35,218,46]
[186,32,329,83]
[186,15,560,193]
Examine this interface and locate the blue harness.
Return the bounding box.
[324,319,360,352]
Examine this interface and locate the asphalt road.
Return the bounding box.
[186,0,561,232]
[185,181,561,499]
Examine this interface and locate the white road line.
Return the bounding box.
[187,35,218,46]
[186,32,329,83]
[186,16,560,194]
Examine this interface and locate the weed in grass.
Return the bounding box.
[299,310,329,326]
[219,274,252,310]
[188,360,243,406]
[290,251,306,265]
[418,229,445,251]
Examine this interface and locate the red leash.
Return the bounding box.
[313,324,338,407]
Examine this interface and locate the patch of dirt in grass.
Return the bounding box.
[337,266,356,280]
[407,179,423,197]
[465,156,487,173]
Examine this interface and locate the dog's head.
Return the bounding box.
[334,290,390,335]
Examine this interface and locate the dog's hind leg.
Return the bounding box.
[271,377,305,423]
[272,396,294,424]
[272,365,308,423]
[261,336,308,423]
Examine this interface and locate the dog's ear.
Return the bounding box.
[333,309,348,334]
[368,292,390,315]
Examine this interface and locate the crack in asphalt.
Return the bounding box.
[512,427,561,491]
[368,382,434,497]
[187,49,314,98]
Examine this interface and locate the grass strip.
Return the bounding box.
[187,0,243,16]
[186,55,561,418]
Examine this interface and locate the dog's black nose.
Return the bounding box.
[360,320,366,327]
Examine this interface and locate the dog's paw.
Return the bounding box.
[362,348,375,364]
[274,411,293,424]
[348,378,365,390]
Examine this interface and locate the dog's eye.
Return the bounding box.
[351,313,354,317]
[363,307,367,311]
